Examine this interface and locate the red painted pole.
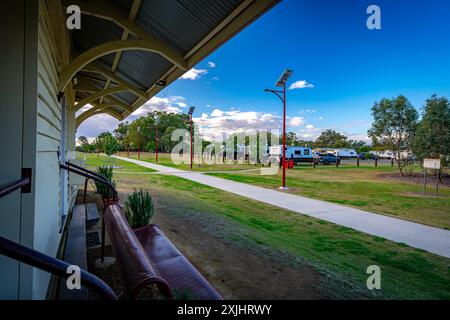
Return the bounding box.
[155,126,158,162]
[138,131,141,160]
[282,82,286,189]
[190,115,193,170]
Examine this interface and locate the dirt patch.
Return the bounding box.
[377,172,450,187]
[152,206,326,299]
[401,192,447,198]
[85,188,329,299]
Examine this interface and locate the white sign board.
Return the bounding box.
[423,159,441,169]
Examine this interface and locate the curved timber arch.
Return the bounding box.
[76,103,121,128]
[74,85,128,112]
[59,39,188,92]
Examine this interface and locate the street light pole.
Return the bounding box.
[282,81,287,189]
[155,125,158,162]
[188,107,196,170]
[190,113,193,170]
[127,130,130,158]
[137,126,141,160]
[183,107,196,170]
[265,69,293,190]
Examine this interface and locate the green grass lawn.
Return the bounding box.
[208,165,450,229]
[119,151,266,172]
[76,152,156,174]
[81,154,450,299]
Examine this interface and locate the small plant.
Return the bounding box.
[95,166,116,199]
[124,189,154,228]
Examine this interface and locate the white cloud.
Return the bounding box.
[296,126,324,140]
[289,117,305,127]
[132,96,187,116]
[212,77,220,81]
[207,61,216,68]
[345,132,370,143]
[75,104,94,116]
[194,108,281,140]
[298,108,316,114]
[211,109,225,117]
[76,113,120,140]
[180,68,208,80]
[289,80,314,90]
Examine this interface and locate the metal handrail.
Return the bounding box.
[0,177,31,199]
[66,161,110,184]
[0,235,117,300]
[0,170,118,299]
[60,164,118,201]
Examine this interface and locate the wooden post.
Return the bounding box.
[375,157,378,167]
[357,157,360,167]
[423,168,427,194]
[436,169,439,195]
[391,158,394,167]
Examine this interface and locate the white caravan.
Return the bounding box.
[269,146,314,164]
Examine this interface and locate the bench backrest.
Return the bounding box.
[103,203,173,299]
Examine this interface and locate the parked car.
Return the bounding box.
[314,153,341,165]
[359,152,377,160]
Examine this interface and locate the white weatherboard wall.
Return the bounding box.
[0,1,73,300]
[32,2,69,299]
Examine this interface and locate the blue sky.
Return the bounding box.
[78,0,450,141]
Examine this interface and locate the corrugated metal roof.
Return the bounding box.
[116,50,172,89]
[72,15,123,51]
[111,91,138,106]
[71,0,279,126]
[135,0,243,55]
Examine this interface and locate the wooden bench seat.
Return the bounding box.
[103,203,222,300]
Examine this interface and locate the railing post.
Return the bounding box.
[101,216,106,262]
[83,178,88,204]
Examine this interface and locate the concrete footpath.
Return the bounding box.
[113,156,450,259]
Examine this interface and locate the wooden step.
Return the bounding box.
[86,203,100,226]
[58,204,89,300]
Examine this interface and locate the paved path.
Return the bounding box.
[114,156,450,259]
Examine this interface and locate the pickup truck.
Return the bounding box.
[314,153,341,165]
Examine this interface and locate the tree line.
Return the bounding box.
[368,94,450,175]
[77,94,450,175]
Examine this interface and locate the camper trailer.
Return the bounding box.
[372,150,395,159]
[269,146,314,165]
[336,148,358,159]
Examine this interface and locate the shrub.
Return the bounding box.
[95,166,116,199]
[125,189,154,228]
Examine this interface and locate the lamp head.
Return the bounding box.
[275,69,294,87]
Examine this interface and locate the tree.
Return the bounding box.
[368,95,419,175]
[94,132,118,156]
[114,121,130,151]
[314,130,348,148]
[285,132,300,146]
[77,135,93,153]
[103,135,119,156]
[413,95,450,166]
